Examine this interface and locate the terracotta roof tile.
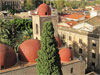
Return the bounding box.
[58,21,78,28]
[93,6,100,10]
[67,13,85,19]
[66,21,78,27]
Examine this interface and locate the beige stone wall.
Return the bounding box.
[88,37,99,71]
[40,16,58,37]
[32,15,41,40]
[62,59,85,75]
[99,37,100,71]
[14,12,29,18]
[0,12,4,18]
[58,28,88,65]
[0,64,37,75]
[0,59,85,75]
[58,27,100,72]
[32,15,58,40]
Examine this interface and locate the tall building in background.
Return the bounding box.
[0,0,24,10]
[58,16,100,73]
[0,0,2,11]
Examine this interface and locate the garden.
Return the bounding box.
[0,18,33,52]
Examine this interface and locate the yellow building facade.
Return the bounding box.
[0,0,23,10]
[58,19,100,73]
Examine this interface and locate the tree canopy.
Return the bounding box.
[0,19,32,52]
[36,21,62,75]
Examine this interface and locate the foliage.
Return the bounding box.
[24,0,43,10]
[2,5,12,10]
[0,19,32,52]
[2,5,19,14]
[34,0,43,8]
[94,0,100,4]
[24,0,34,11]
[14,29,33,52]
[52,1,100,10]
[8,9,18,15]
[43,0,50,4]
[51,0,65,10]
[64,1,87,9]
[36,21,62,75]
[10,19,33,52]
[0,19,12,45]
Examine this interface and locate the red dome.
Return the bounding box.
[59,48,73,63]
[38,3,51,16]
[0,44,17,70]
[55,36,61,48]
[18,39,40,62]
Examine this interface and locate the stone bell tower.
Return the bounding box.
[32,3,58,40]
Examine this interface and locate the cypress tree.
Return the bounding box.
[36,21,62,75]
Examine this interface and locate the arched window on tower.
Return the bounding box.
[36,24,38,34]
[1,66,5,70]
[36,37,38,40]
[45,12,47,15]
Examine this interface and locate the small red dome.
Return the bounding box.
[59,48,73,63]
[0,44,17,70]
[55,36,61,48]
[38,3,51,16]
[18,39,40,62]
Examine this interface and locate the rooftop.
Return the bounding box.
[67,13,85,19]
[66,21,78,27]
[0,59,82,74]
[93,6,100,10]
[86,16,100,26]
[0,61,36,73]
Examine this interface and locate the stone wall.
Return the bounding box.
[1,0,21,10]
[58,27,100,73]
[0,64,37,75]
[0,12,4,18]
[58,28,88,65]
[62,59,85,75]
[32,15,58,40]
[0,59,85,75]
[14,12,29,18]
